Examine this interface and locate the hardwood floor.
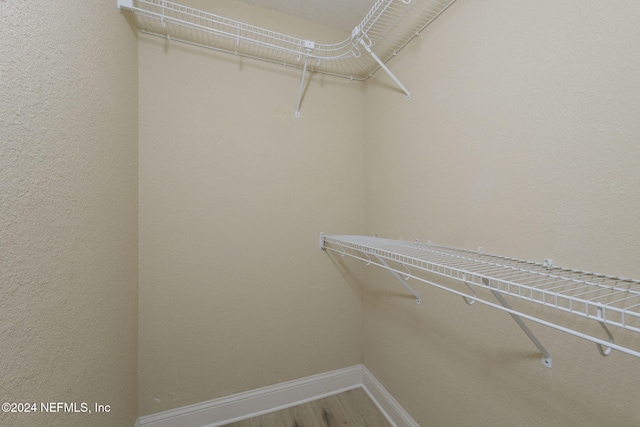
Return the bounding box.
[222,387,392,427]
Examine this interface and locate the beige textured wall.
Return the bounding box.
[363,0,640,426]
[137,0,365,415]
[1,1,138,427]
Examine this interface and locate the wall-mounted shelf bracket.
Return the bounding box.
[359,38,410,101]
[375,255,421,304]
[295,56,310,118]
[485,278,552,368]
[320,234,640,365]
[295,42,314,118]
[320,232,420,304]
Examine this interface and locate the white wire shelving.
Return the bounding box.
[320,234,640,366]
[117,0,457,116]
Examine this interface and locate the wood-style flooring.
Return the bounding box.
[221,387,392,427]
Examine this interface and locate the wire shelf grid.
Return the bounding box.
[119,0,457,80]
[322,235,640,359]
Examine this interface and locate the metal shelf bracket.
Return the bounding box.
[359,38,411,101]
[596,307,615,357]
[295,56,310,118]
[484,278,552,368]
[320,233,421,303]
[375,255,421,304]
[295,42,315,118]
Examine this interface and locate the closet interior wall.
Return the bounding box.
[137,0,365,416]
[1,2,139,426]
[362,1,640,426]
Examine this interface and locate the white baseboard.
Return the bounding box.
[137,364,418,427]
[361,366,419,427]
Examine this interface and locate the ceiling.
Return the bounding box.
[239,0,377,32]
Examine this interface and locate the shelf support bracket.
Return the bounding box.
[596,308,614,357]
[295,41,315,118]
[374,255,421,304]
[295,56,310,118]
[359,38,410,101]
[320,232,419,303]
[484,278,552,368]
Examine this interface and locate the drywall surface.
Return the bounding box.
[137,0,365,415]
[363,0,640,426]
[0,1,138,426]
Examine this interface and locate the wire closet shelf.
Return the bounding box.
[321,234,640,364]
[117,0,456,80]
